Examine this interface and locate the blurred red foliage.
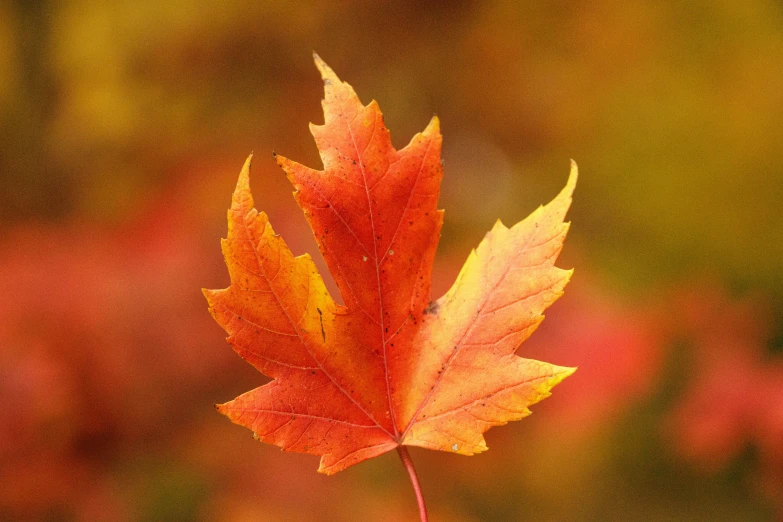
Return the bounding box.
[0,174,236,518]
[667,284,783,513]
[523,274,666,438]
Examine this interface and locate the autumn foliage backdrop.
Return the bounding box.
[2,1,782,521]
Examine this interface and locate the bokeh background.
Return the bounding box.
[2,1,782,520]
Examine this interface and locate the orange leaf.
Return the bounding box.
[204,55,577,474]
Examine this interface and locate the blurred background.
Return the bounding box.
[2,0,782,520]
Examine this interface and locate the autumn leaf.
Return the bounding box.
[204,55,577,477]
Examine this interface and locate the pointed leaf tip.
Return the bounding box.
[557,366,578,379]
[425,115,440,135]
[235,155,253,190]
[565,160,578,194]
[312,53,339,83]
[548,366,577,391]
[545,159,577,214]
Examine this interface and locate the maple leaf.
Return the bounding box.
[204,55,577,476]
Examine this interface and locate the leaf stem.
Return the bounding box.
[397,446,428,522]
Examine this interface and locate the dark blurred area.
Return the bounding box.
[1,1,782,520]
